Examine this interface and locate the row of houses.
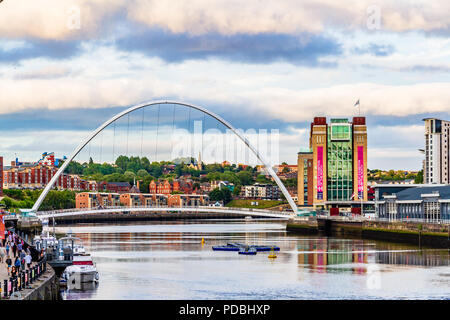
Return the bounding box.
[76,192,209,209]
[3,163,98,191]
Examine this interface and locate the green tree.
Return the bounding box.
[137,169,150,178]
[220,171,239,185]
[209,188,232,204]
[232,185,242,196]
[414,170,423,184]
[115,155,130,172]
[256,175,273,184]
[237,171,254,185]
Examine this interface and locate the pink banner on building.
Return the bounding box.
[357,146,364,198]
[317,146,323,200]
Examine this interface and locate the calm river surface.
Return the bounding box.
[53,219,450,300]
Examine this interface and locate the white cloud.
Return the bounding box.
[1,53,450,123]
[127,0,450,36]
[0,0,123,40]
[1,0,450,41]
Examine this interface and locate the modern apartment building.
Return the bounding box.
[297,117,368,209]
[242,183,280,200]
[423,118,450,184]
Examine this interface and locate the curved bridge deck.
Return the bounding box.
[36,206,294,220]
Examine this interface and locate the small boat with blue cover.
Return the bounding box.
[251,245,280,252]
[212,243,241,251]
[238,247,257,255]
[213,243,280,252]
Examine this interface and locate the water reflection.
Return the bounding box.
[61,281,99,300]
[53,220,450,300]
[297,238,449,275]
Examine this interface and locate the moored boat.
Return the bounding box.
[61,235,99,284]
[212,245,240,251]
[238,247,257,255]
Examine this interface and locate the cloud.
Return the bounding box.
[239,82,450,122]
[127,0,450,36]
[115,29,342,65]
[2,0,450,42]
[1,65,450,124]
[0,39,80,63]
[396,64,450,73]
[13,65,73,79]
[0,0,124,41]
[353,43,395,56]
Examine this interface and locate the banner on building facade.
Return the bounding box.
[317,146,323,200]
[357,146,364,199]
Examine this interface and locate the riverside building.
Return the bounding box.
[297,117,368,212]
[423,118,450,184]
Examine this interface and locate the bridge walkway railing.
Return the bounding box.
[36,205,293,217]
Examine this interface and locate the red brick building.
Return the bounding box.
[149,180,193,195]
[98,181,131,193]
[3,163,97,191]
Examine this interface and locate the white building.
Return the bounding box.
[424,118,450,184]
[242,183,280,200]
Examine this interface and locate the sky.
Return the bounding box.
[1,0,450,170]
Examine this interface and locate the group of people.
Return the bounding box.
[1,230,34,278]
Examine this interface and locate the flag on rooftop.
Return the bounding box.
[354,99,360,107]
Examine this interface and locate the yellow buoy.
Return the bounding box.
[201,237,205,244]
[268,247,277,259]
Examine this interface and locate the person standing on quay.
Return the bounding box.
[5,255,12,276]
[25,253,32,270]
[5,242,10,256]
[0,244,5,263]
[20,250,26,271]
[14,256,20,272]
[11,241,17,258]
[11,266,17,278]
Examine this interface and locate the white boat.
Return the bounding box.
[33,232,57,251]
[61,236,99,284]
[63,263,98,284]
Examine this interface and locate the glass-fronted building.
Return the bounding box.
[297,117,368,209]
[327,119,353,201]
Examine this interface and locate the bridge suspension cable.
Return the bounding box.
[155,104,160,162]
[30,101,298,213]
[99,131,103,163]
[126,113,130,156]
[112,122,116,163]
[140,108,145,158]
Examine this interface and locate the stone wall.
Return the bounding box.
[22,265,60,300]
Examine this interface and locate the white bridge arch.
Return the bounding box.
[31,101,298,213]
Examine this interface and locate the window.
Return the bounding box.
[424,201,440,222]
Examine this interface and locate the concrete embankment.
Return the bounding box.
[21,264,59,300]
[51,211,267,225]
[285,219,319,235]
[287,218,450,248]
[1,228,60,300]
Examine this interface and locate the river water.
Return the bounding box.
[54,219,450,300]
